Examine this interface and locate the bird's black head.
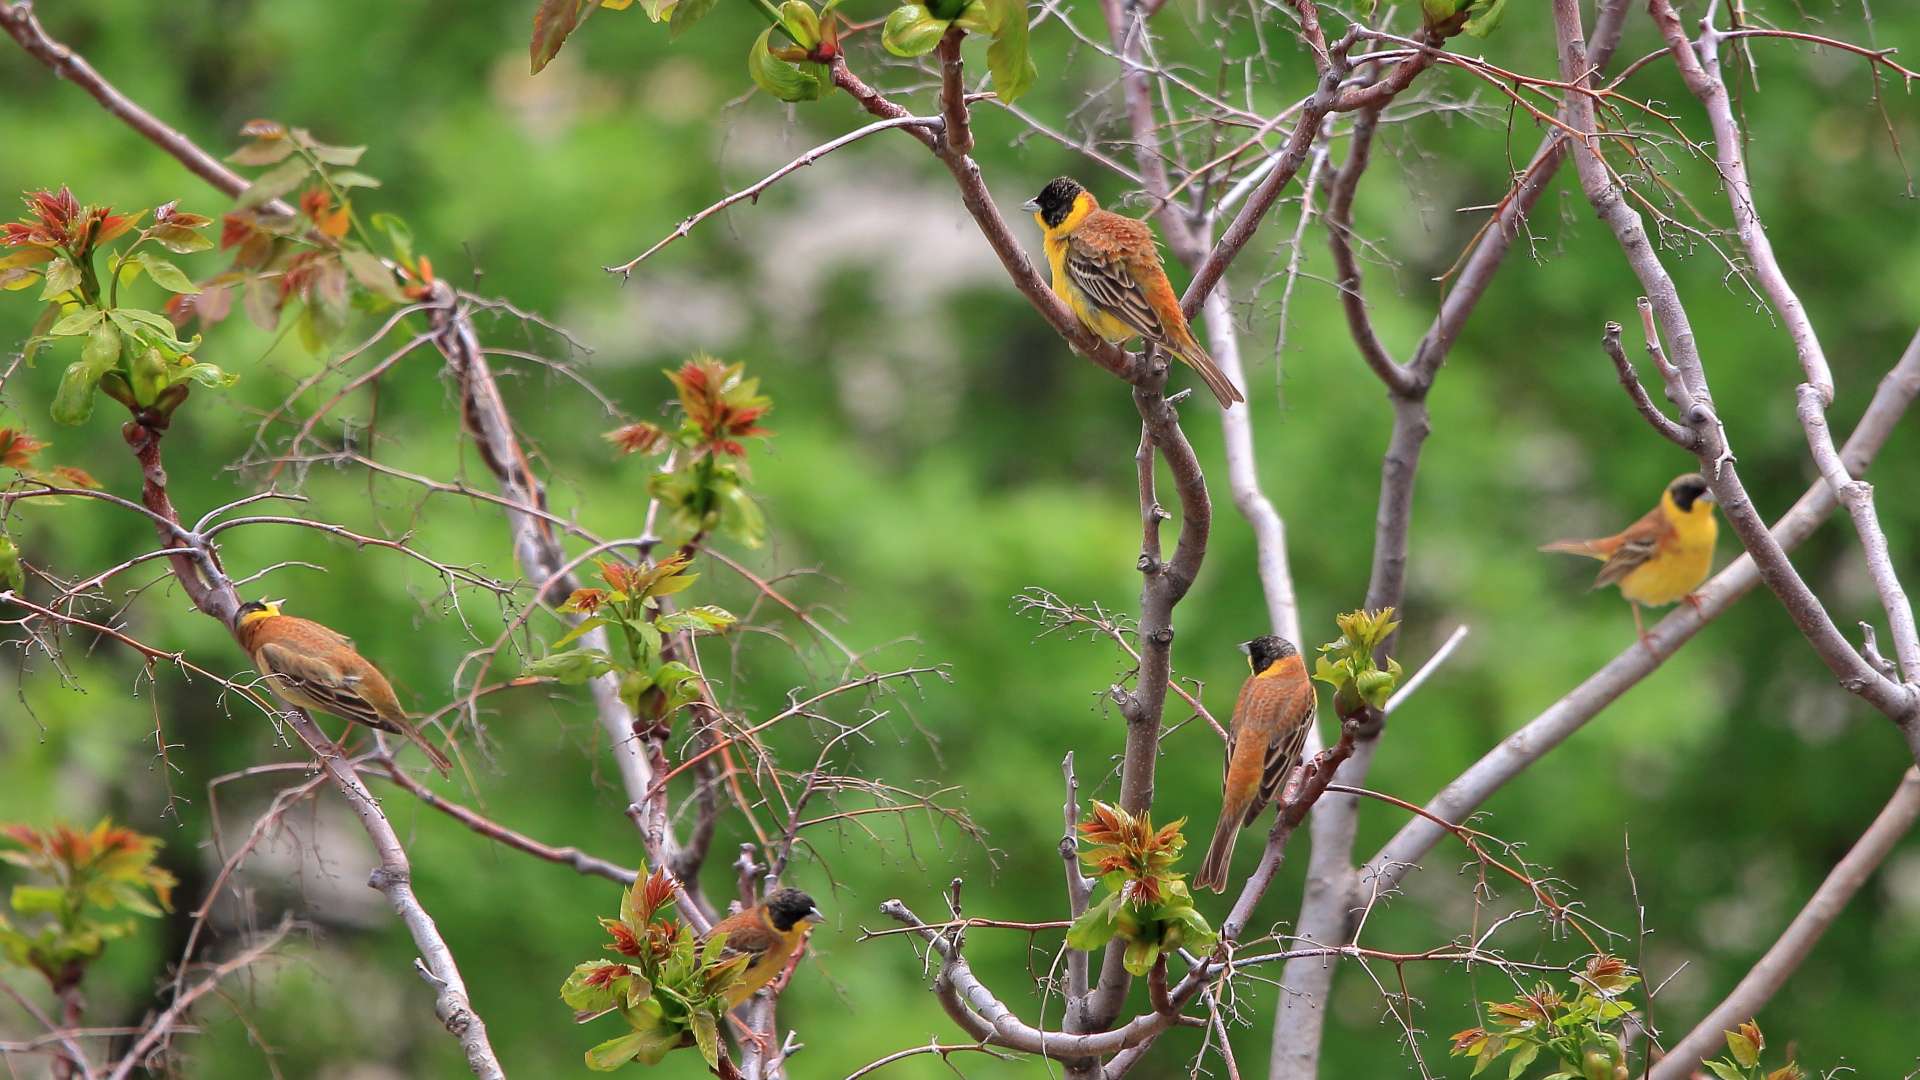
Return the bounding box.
[764,887,825,932]
[1667,473,1715,512]
[1239,635,1298,675]
[1022,176,1087,229]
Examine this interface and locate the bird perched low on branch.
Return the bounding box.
[236,599,453,776]
[703,887,824,1007]
[1540,473,1718,646]
[1021,176,1244,410]
[1195,635,1316,893]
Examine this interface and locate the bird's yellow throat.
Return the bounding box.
[1036,190,1097,239]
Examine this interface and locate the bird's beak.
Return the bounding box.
[804,906,826,924]
[1019,197,1041,213]
[1236,640,1255,656]
[1698,487,1717,505]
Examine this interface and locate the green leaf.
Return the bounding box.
[748,26,823,102]
[1704,1060,1747,1080]
[370,213,415,263]
[1461,0,1508,37]
[645,573,699,599]
[37,257,80,301]
[882,5,947,56]
[553,616,610,649]
[1508,1042,1541,1080]
[330,170,383,189]
[983,0,1035,101]
[235,156,314,211]
[22,303,60,367]
[584,1030,651,1071]
[310,144,366,166]
[721,484,767,548]
[243,274,284,332]
[690,1007,720,1067]
[135,253,200,295]
[0,535,24,595]
[0,247,55,271]
[527,648,615,684]
[148,224,213,254]
[669,0,720,39]
[174,362,240,390]
[531,0,590,74]
[1065,894,1120,952]
[1121,935,1159,976]
[227,137,294,166]
[342,250,406,302]
[47,310,105,338]
[1726,1031,1760,1070]
[778,0,821,46]
[11,884,68,917]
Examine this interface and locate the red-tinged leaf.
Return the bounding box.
[49,467,102,490]
[531,0,589,74]
[0,429,49,470]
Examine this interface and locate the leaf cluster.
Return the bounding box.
[1312,607,1402,722]
[559,870,748,1070]
[1448,956,1641,1080]
[3,188,234,427]
[0,819,176,992]
[607,354,772,549]
[1705,1022,1804,1080]
[529,554,737,719]
[1064,802,1217,976]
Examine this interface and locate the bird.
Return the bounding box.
[235,599,454,776]
[1020,176,1244,410]
[1195,635,1317,893]
[701,887,824,1007]
[1539,472,1719,646]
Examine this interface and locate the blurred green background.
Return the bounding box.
[3,0,1919,1075]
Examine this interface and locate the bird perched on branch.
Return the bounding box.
[1195,636,1316,893]
[1021,176,1244,409]
[236,599,453,776]
[703,887,824,1007]
[1540,473,1718,646]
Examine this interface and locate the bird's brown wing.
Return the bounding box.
[256,642,395,732]
[1592,506,1671,588]
[1230,674,1316,825]
[1065,218,1167,342]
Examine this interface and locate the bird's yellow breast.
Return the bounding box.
[1619,496,1716,606]
[1039,194,1135,344]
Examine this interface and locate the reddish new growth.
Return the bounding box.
[1,819,177,910]
[1077,801,1187,908]
[605,421,670,456]
[559,587,610,615]
[3,188,138,258]
[599,869,685,962]
[668,354,771,458]
[0,429,48,471]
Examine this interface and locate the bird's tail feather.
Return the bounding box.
[1173,339,1245,410]
[396,718,454,777]
[1194,809,1243,893]
[1539,538,1607,560]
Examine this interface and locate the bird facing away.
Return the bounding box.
[1020,177,1244,410]
[702,887,824,1007]
[1539,473,1718,645]
[1194,636,1317,893]
[236,600,453,776]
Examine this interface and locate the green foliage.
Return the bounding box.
[1312,607,1402,721]
[1448,956,1641,1079]
[881,0,1035,101]
[609,354,773,549]
[0,820,176,991]
[1704,1022,1805,1080]
[2,189,232,425]
[1065,802,1216,975]
[560,869,746,1070]
[533,553,736,717]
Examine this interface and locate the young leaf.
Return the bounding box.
[748,27,824,102]
[0,535,23,595]
[669,0,720,39]
[527,648,616,684]
[983,0,1036,101]
[531,0,590,74]
[583,1030,650,1071]
[37,257,80,301]
[135,253,201,295]
[882,4,947,56]
[234,157,314,211]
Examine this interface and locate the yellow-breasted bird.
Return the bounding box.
[1195,636,1316,893]
[236,599,453,776]
[702,887,824,1007]
[1020,177,1244,410]
[1540,473,1718,645]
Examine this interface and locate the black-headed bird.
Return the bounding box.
[1020,176,1244,409]
[1195,636,1316,893]
[702,887,824,1007]
[1540,473,1718,644]
[236,599,453,776]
